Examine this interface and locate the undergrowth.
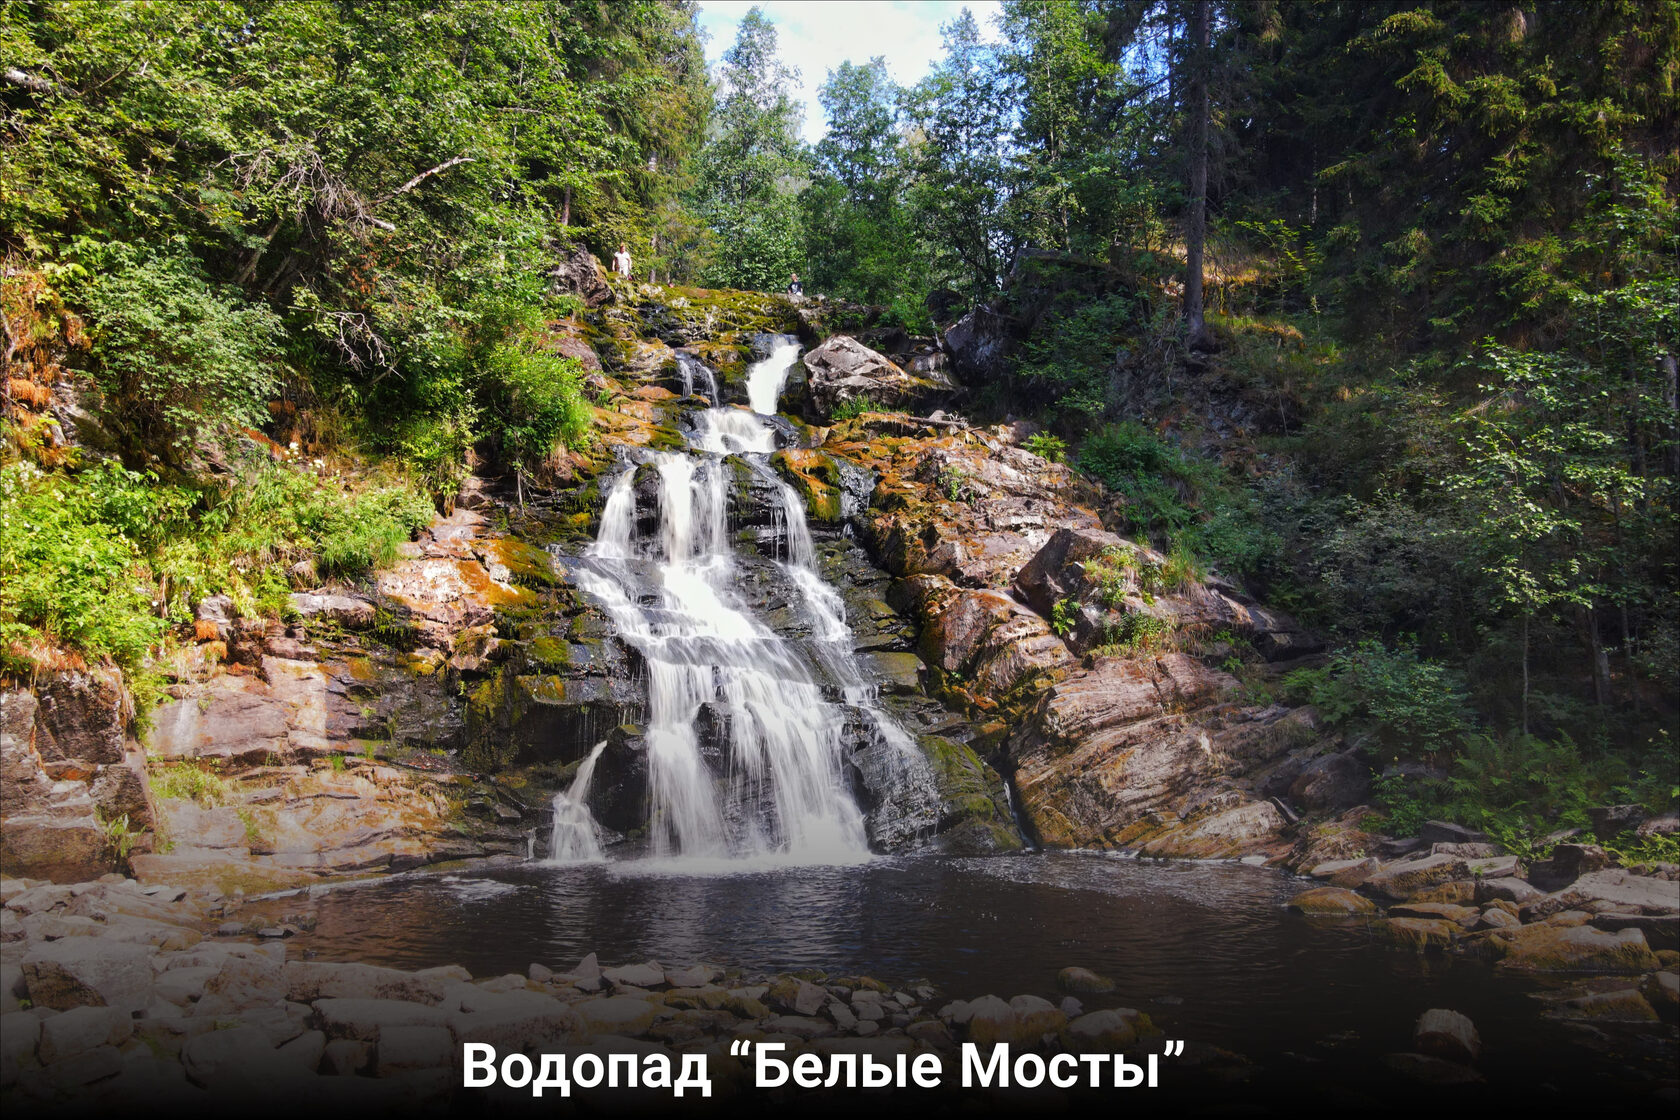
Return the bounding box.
[0,449,432,682]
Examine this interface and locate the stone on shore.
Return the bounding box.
[314,997,450,1041]
[1413,1008,1480,1063]
[1056,966,1114,994]
[1493,924,1660,973]
[1364,855,1471,900]
[573,996,658,1036]
[1064,1009,1144,1050]
[22,938,155,1012]
[37,1005,134,1064]
[285,961,447,1006]
[1287,886,1377,916]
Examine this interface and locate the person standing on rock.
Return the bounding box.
[612,243,632,280]
[787,272,803,297]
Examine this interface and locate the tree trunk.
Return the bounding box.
[561,186,571,228]
[1576,605,1611,707]
[1184,0,1211,349]
[1521,613,1530,737]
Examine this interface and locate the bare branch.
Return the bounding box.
[4,67,59,95]
[381,156,474,203]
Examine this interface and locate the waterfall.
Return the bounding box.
[548,741,608,863]
[746,339,801,416]
[569,342,933,863]
[676,353,718,402]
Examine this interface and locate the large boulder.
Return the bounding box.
[942,306,1015,382]
[22,938,155,1012]
[1493,924,1660,972]
[547,246,613,307]
[1,687,117,883]
[801,335,950,420]
[1288,752,1371,813]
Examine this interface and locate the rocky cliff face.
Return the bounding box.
[806,397,1334,859]
[1,669,152,882]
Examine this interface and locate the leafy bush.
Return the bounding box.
[0,461,169,671]
[1077,420,1276,580]
[1282,639,1474,759]
[78,243,281,449]
[150,762,233,806]
[1022,431,1066,462]
[1370,771,1430,836]
[1014,291,1138,417]
[832,394,887,421]
[1,449,432,674]
[483,340,592,467]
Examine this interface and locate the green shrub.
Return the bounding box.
[0,447,433,674]
[484,340,592,466]
[1076,421,1277,581]
[1022,431,1067,462]
[0,461,169,671]
[150,762,231,806]
[312,486,436,578]
[832,394,886,421]
[78,243,281,449]
[1051,596,1079,637]
[1282,639,1474,759]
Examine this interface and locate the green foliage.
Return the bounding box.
[831,395,888,422]
[1077,422,1276,579]
[1050,596,1079,637]
[150,762,231,807]
[902,10,1014,302]
[0,450,431,673]
[937,465,978,505]
[1283,639,1474,760]
[1015,291,1139,418]
[691,8,808,290]
[801,58,927,308]
[1369,771,1429,837]
[482,339,592,467]
[96,811,141,862]
[1370,727,1679,846]
[1102,612,1174,653]
[0,461,170,672]
[1022,432,1067,462]
[78,243,281,450]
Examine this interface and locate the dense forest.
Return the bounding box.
[2,0,1676,850]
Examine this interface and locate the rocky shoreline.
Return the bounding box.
[4,845,1676,1114]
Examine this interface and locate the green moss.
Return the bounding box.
[770,449,845,523]
[527,635,571,670]
[919,735,1022,852]
[487,537,559,588]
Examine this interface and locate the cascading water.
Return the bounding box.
[746,339,801,415]
[547,741,608,863]
[676,353,718,402]
[565,340,936,863]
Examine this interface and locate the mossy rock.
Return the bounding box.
[527,635,572,670]
[919,734,1022,853]
[484,537,558,588]
[770,448,844,523]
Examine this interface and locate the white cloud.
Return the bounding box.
[695,1,1004,142]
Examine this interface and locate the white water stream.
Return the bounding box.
[547,741,608,863]
[555,340,932,864]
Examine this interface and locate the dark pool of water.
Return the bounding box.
[288,852,1675,1106]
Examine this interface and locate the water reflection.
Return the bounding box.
[292,853,1670,1099]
